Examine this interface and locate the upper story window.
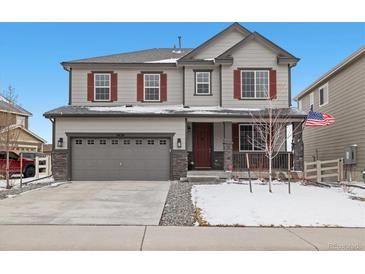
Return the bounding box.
[144,74,160,101]
[319,83,328,107]
[195,71,211,95]
[94,73,111,101]
[241,70,269,99]
[16,115,26,127]
[309,92,314,110]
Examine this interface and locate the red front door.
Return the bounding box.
[193,123,212,168]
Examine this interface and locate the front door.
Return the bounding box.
[193,123,212,169]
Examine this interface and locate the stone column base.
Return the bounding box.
[172,150,188,180]
[52,149,68,181]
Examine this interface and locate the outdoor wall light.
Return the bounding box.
[57,137,64,148]
[177,138,182,148]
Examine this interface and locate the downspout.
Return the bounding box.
[288,64,292,107]
[68,68,72,105]
[182,66,185,106]
[219,64,223,107]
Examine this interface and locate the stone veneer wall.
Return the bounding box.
[213,151,224,170]
[52,149,68,181]
[172,150,188,180]
[292,122,304,171]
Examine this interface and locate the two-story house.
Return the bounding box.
[0,95,47,152]
[295,46,365,181]
[44,23,306,181]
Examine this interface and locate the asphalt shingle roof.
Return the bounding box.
[63,48,194,64]
[0,97,32,116]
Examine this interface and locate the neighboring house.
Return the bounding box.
[44,23,306,181]
[294,46,365,181]
[0,96,47,152]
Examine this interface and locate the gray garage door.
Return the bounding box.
[71,137,170,181]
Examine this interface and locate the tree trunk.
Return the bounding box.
[269,154,272,193]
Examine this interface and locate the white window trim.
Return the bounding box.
[309,92,314,109]
[241,70,270,99]
[144,73,161,102]
[238,124,264,152]
[94,73,111,102]
[195,71,211,95]
[318,82,329,107]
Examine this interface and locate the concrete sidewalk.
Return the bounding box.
[0,225,363,251]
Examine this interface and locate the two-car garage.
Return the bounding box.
[71,136,171,181]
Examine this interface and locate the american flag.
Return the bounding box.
[305,111,335,127]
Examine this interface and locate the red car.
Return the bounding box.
[0,151,35,178]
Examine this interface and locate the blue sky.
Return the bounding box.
[0,22,364,143]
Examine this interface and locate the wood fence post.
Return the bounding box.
[316,160,321,183]
[288,153,291,194]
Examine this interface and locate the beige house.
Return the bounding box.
[0,96,47,152]
[45,23,306,181]
[294,46,365,181]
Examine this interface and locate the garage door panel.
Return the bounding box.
[71,137,170,181]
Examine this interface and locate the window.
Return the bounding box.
[111,139,119,145]
[195,71,211,95]
[87,139,94,145]
[159,139,167,145]
[99,139,107,145]
[147,139,155,145]
[144,74,160,101]
[239,124,265,151]
[309,92,314,109]
[123,139,130,145]
[9,152,19,160]
[135,140,143,145]
[16,116,26,126]
[319,83,328,106]
[75,139,82,145]
[94,73,111,101]
[241,70,269,98]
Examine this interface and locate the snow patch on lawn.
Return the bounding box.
[192,182,365,227]
[0,176,54,190]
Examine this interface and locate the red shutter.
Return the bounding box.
[160,73,167,102]
[233,70,241,100]
[111,73,118,101]
[87,72,94,101]
[137,73,144,102]
[269,69,277,99]
[232,123,239,152]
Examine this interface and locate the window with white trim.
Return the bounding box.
[239,124,265,151]
[241,70,269,98]
[94,73,111,101]
[319,83,328,106]
[309,92,314,109]
[144,74,160,101]
[195,71,211,95]
[16,115,26,126]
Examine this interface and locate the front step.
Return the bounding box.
[187,175,220,183]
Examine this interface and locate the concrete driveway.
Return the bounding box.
[0,181,170,225]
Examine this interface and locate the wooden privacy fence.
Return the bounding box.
[35,155,52,178]
[304,158,343,183]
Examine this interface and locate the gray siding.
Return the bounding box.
[184,66,220,106]
[221,40,289,109]
[71,67,183,106]
[194,30,246,59]
[55,117,186,150]
[299,55,365,180]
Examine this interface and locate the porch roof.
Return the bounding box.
[44,105,307,119]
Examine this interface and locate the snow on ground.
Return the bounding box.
[191,181,365,227]
[0,175,54,190]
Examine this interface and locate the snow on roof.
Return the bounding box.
[145,58,179,63]
[86,105,261,114]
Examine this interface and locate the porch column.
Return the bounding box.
[223,122,233,171]
[292,122,304,171]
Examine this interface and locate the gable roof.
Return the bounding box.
[0,124,46,143]
[0,96,32,116]
[216,32,299,63]
[177,23,251,62]
[62,48,193,66]
[294,45,365,101]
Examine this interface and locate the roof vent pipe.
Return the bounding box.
[178,36,182,49]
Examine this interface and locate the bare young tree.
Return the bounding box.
[249,99,303,193]
[0,86,21,189]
